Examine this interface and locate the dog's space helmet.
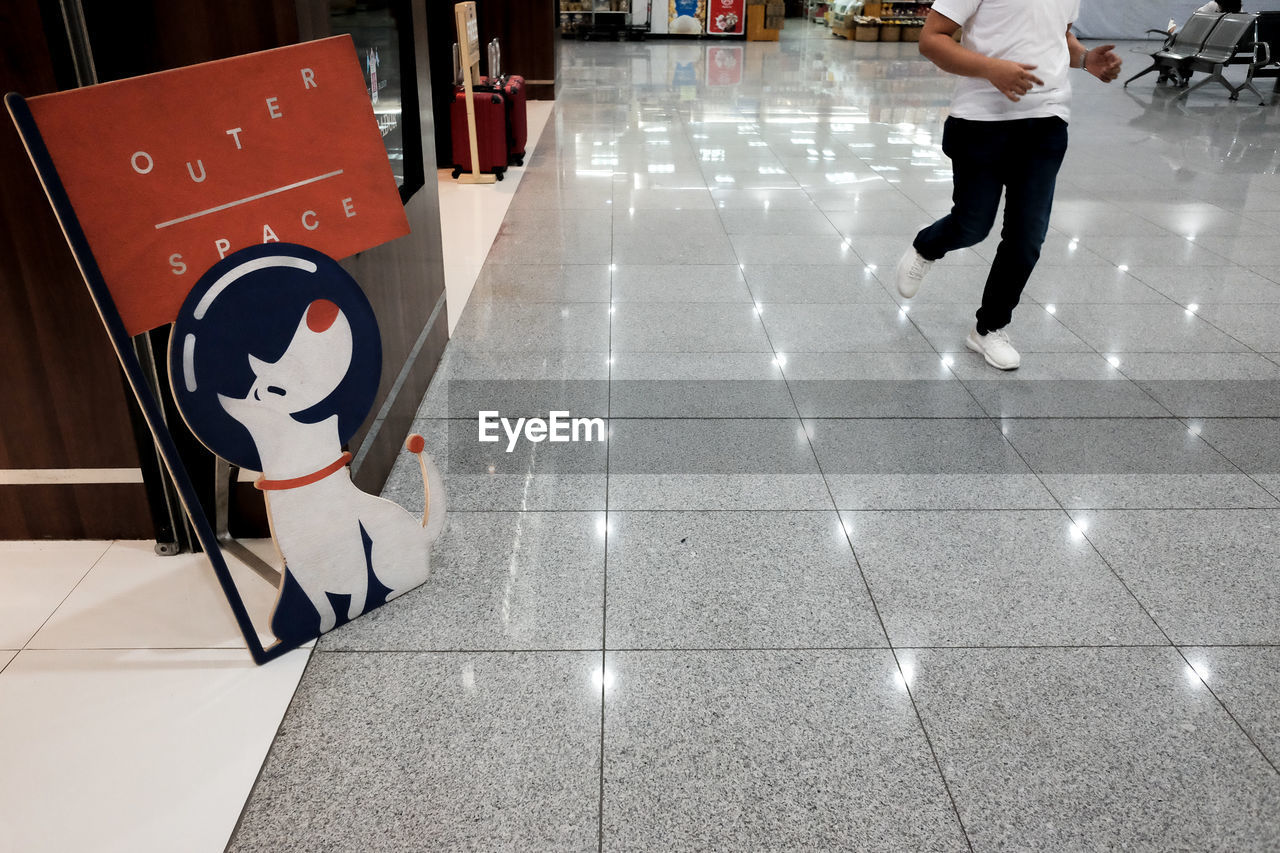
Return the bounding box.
[169,243,382,472]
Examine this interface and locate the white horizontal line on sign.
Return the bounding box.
[153,169,345,230]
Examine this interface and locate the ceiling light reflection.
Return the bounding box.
[894,659,915,691]
[1184,657,1211,686]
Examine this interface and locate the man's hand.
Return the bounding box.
[1084,44,1122,83]
[986,59,1045,102]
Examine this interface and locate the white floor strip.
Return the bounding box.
[437,99,555,333]
[0,539,309,853]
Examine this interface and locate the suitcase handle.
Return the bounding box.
[487,38,501,81]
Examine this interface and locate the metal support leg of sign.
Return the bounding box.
[6,92,296,666]
[214,457,283,587]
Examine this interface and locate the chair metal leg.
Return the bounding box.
[1232,69,1269,105]
[1238,81,1267,104]
[1124,62,1161,88]
[1174,67,1234,101]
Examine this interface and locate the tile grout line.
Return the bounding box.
[821,172,1280,844]
[701,111,977,835]
[298,643,1280,655]
[17,540,115,654]
[904,247,1280,819]
[1069,520,1280,778]
[598,117,615,853]
[1166,412,1280,506]
[993,421,1280,776]
[713,142,979,853]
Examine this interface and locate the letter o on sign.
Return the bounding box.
[131,151,154,175]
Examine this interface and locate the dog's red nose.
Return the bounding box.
[305,299,341,333]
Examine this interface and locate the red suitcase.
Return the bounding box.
[496,75,527,166]
[450,88,507,180]
[482,39,528,166]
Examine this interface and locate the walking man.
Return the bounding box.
[896,0,1122,369]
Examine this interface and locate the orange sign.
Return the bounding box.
[27,35,409,335]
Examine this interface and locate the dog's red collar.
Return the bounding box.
[255,452,352,491]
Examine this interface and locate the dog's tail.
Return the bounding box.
[404,434,446,543]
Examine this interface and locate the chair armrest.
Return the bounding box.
[1254,40,1273,67]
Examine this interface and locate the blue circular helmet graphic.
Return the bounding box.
[169,243,382,472]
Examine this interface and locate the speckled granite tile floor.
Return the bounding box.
[228,22,1280,853]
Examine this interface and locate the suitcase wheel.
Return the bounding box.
[514,156,524,167]
[452,167,462,179]
[496,171,504,181]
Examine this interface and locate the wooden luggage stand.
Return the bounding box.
[455,2,496,184]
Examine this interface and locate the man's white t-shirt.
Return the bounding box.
[930,0,1082,122]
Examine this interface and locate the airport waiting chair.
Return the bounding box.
[1231,11,1280,104]
[1175,13,1262,101]
[1125,12,1224,90]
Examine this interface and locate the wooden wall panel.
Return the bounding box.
[81,0,300,81]
[477,0,559,100]
[0,484,152,540]
[0,0,154,538]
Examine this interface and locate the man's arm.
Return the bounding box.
[1066,28,1123,83]
[918,11,1044,102]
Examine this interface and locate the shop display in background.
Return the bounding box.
[329,3,406,188]
[707,0,747,35]
[746,0,783,39]
[766,1,786,30]
[561,0,633,39]
[670,0,707,34]
[834,0,929,41]
[807,1,831,25]
[829,1,858,37]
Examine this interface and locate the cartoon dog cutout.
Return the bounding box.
[170,243,445,645]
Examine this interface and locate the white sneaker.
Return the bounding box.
[895,248,933,299]
[966,326,1021,370]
